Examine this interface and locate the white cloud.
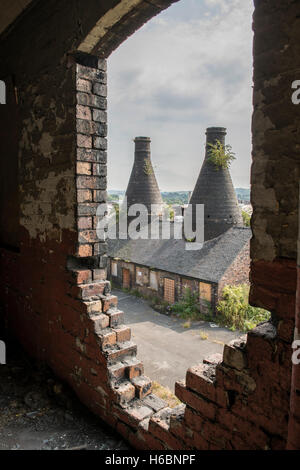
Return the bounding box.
[107,0,254,191]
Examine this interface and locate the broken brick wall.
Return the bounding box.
[249,0,300,449]
[0,0,299,451]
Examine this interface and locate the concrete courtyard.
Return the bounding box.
[114,289,241,391]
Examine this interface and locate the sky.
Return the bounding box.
[107,0,254,192]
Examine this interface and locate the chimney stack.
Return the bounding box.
[125,137,163,217]
[189,127,242,240]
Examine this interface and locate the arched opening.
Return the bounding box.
[105,0,255,394]
[0,0,299,451]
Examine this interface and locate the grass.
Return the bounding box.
[152,381,181,408]
[217,284,271,332]
[199,331,209,340]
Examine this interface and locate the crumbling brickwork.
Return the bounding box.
[218,242,250,295]
[0,0,299,450]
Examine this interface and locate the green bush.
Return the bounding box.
[217,284,270,332]
[242,210,251,227]
[130,288,143,298]
[207,140,236,170]
[172,288,205,320]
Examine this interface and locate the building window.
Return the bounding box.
[150,271,158,291]
[111,261,118,277]
[164,278,175,304]
[199,282,212,302]
[136,269,143,286]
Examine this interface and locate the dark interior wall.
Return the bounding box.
[0,0,123,250]
[0,77,20,248]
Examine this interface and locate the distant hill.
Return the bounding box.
[235,188,250,202]
[108,190,125,196]
[161,192,190,205]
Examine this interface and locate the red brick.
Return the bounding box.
[249,284,277,312]
[132,376,152,399]
[93,190,106,203]
[128,431,149,450]
[108,362,127,381]
[77,190,92,203]
[107,309,124,327]
[175,381,217,421]
[113,402,153,427]
[169,419,194,449]
[78,230,98,244]
[138,430,165,450]
[76,105,92,121]
[200,419,234,449]
[149,418,183,450]
[77,161,92,175]
[97,329,117,348]
[78,203,99,217]
[114,326,131,343]
[79,282,107,300]
[104,342,137,363]
[277,319,295,342]
[192,431,210,450]
[102,295,118,312]
[77,175,100,190]
[76,78,92,93]
[127,360,144,380]
[92,314,109,331]
[116,420,131,440]
[77,134,92,149]
[286,415,300,449]
[77,148,102,162]
[73,269,92,285]
[277,293,297,319]
[84,300,102,315]
[77,216,93,230]
[186,364,228,407]
[112,381,135,406]
[184,406,205,433]
[77,244,92,257]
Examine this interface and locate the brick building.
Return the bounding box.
[0,0,299,450]
[109,226,251,313]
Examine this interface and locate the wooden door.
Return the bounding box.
[164,278,175,304]
[199,282,212,302]
[122,268,131,289]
